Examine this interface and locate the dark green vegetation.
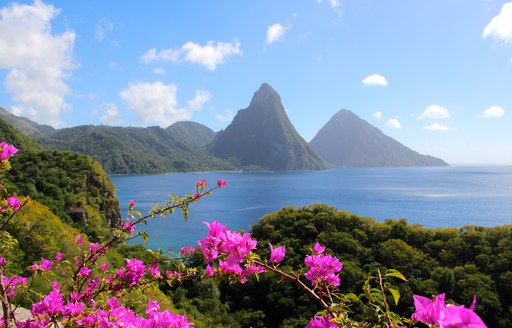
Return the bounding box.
[310,109,448,167]
[210,83,328,171]
[0,120,120,241]
[219,205,509,327]
[42,124,236,174]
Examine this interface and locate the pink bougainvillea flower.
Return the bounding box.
[305,314,338,327]
[129,199,135,207]
[313,242,326,254]
[75,235,83,245]
[31,258,53,272]
[438,305,487,328]
[412,293,486,328]
[55,252,63,261]
[205,264,214,277]
[78,266,92,277]
[411,293,447,325]
[304,252,343,287]
[269,243,285,263]
[6,194,20,212]
[195,179,207,189]
[217,179,227,187]
[0,141,18,162]
[180,245,196,256]
[122,221,135,234]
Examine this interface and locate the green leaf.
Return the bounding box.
[388,285,401,305]
[385,269,408,282]
[140,231,149,245]
[363,279,371,300]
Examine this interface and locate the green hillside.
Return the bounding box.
[42,124,235,174]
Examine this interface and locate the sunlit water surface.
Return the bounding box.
[111,166,512,252]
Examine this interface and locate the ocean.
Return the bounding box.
[110,166,512,252]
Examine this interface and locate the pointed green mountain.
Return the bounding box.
[310,109,448,167]
[210,83,328,171]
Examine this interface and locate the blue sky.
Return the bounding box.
[0,0,511,165]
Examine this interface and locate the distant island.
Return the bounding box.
[0,83,447,174]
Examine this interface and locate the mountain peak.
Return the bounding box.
[249,83,282,109]
[211,84,327,171]
[310,110,448,167]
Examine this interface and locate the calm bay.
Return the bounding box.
[110,166,512,252]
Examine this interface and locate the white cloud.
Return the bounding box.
[385,118,401,129]
[362,74,388,87]
[152,67,165,75]
[140,41,241,71]
[181,41,241,71]
[480,105,505,118]
[482,2,512,44]
[95,17,113,41]
[0,0,75,127]
[119,81,191,127]
[99,102,122,125]
[373,111,383,120]
[215,110,234,122]
[422,122,455,131]
[187,90,211,110]
[140,47,180,64]
[417,104,450,120]
[266,23,286,44]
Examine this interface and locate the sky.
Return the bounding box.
[0,0,511,165]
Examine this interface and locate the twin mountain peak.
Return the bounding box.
[0,83,447,173]
[211,83,447,170]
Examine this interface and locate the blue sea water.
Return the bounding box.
[110,166,512,252]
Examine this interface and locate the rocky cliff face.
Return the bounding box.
[310,109,448,167]
[210,83,328,171]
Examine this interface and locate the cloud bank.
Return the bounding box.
[483,2,512,44]
[0,0,75,127]
[119,81,192,128]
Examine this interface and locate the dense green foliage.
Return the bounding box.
[210,205,509,327]
[210,83,328,171]
[1,198,81,274]
[0,119,42,152]
[0,118,120,241]
[4,150,120,241]
[40,124,237,174]
[310,109,448,167]
[166,121,216,147]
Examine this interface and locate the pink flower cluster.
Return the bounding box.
[1,272,28,298]
[412,293,486,328]
[21,286,193,328]
[115,258,146,286]
[197,221,263,283]
[304,242,343,287]
[0,141,18,162]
